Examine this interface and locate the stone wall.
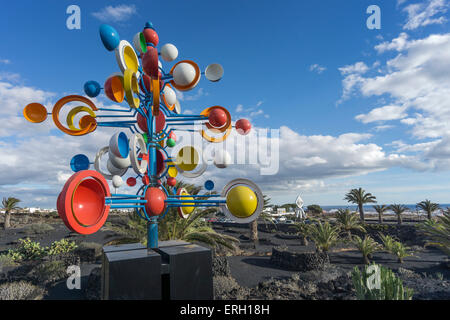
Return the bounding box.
[270,247,329,271]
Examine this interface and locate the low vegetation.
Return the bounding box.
[352,263,413,300]
[419,210,450,257]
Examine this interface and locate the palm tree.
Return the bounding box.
[2,197,21,229]
[373,205,389,224]
[335,209,365,239]
[390,204,408,225]
[353,235,382,264]
[308,220,340,253]
[419,210,450,257]
[344,188,377,221]
[250,194,271,244]
[416,199,440,220]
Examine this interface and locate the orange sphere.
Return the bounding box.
[167,177,177,187]
[144,187,166,216]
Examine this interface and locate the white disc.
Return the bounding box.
[163,86,177,106]
[107,159,127,176]
[174,100,181,114]
[160,43,178,62]
[205,64,224,82]
[108,150,131,169]
[130,133,148,174]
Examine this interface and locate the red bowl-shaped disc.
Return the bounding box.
[156,149,165,176]
[58,170,111,234]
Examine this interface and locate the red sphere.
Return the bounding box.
[144,187,166,216]
[208,108,228,128]
[167,177,177,187]
[142,175,150,185]
[143,28,159,47]
[236,119,252,135]
[126,177,137,187]
[137,112,148,132]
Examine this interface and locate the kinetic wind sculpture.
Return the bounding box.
[23,21,263,248]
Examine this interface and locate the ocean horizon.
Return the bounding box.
[319,204,450,215]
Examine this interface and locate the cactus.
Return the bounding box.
[352,263,413,300]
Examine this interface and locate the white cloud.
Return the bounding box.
[355,105,408,123]
[236,104,243,113]
[92,4,137,22]
[309,64,326,74]
[0,58,10,65]
[338,62,369,75]
[402,0,448,30]
[340,30,450,171]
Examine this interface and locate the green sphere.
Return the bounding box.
[167,138,176,148]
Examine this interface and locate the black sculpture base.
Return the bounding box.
[101,241,213,300]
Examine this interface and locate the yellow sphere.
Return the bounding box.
[226,186,258,218]
[180,191,195,215]
[176,146,199,171]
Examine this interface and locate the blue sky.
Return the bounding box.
[0,0,450,208]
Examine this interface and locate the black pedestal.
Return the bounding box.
[102,243,161,300]
[156,243,213,300]
[101,241,213,300]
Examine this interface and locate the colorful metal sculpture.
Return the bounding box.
[24,21,261,248]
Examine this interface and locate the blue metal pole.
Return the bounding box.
[148,217,158,248]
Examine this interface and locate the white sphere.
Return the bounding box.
[163,86,177,106]
[108,150,131,169]
[214,149,232,169]
[112,175,124,189]
[161,43,178,62]
[173,63,196,86]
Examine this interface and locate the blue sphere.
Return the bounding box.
[99,24,120,51]
[70,154,90,172]
[84,81,101,98]
[204,180,215,191]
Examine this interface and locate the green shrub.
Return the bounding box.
[47,239,77,255]
[308,220,340,252]
[8,238,46,261]
[352,263,413,300]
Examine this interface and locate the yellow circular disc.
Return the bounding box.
[124,69,140,108]
[181,191,195,215]
[226,186,258,218]
[167,164,178,178]
[176,146,199,172]
[124,45,139,73]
